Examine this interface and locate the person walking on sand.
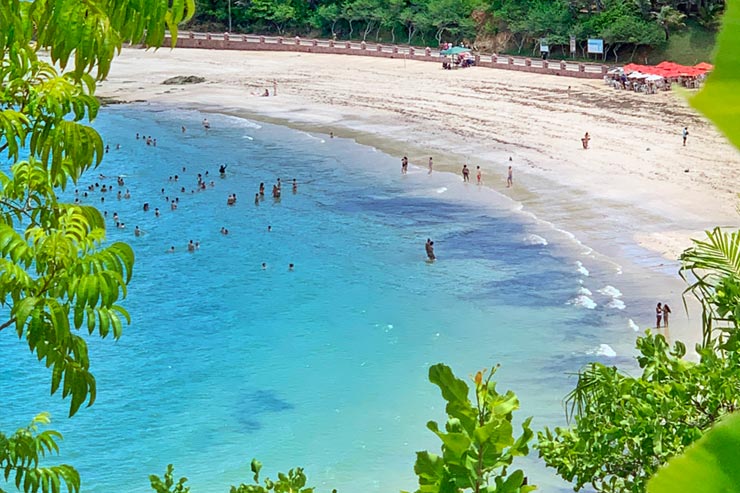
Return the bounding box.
[476,166,482,185]
[273,80,278,96]
[662,303,672,326]
[428,157,433,175]
[581,132,590,149]
[462,164,470,182]
[656,302,663,328]
[682,127,689,146]
[507,166,513,188]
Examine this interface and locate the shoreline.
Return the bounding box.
[97,47,740,347]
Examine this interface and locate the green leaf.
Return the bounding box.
[691,0,740,151]
[648,412,740,493]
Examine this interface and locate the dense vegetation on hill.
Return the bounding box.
[186,0,724,61]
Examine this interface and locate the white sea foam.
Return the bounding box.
[523,234,548,246]
[578,287,593,296]
[436,187,447,194]
[567,295,597,309]
[242,135,254,141]
[607,299,626,310]
[598,285,623,298]
[596,344,617,357]
[575,261,590,276]
[628,319,640,332]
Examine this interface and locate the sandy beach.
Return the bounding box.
[98,47,740,345]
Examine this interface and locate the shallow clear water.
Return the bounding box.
[1,106,640,493]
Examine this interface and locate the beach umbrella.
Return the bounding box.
[440,46,472,55]
[694,62,714,72]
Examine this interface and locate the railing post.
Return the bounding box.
[295,36,301,45]
[560,60,567,70]
[393,46,399,54]
[329,39,335,47]
[508,57,514,65]
[475,54,480,65]
[241,35,247,42]
[578,63,586,72]
[277,37,284,44]
[361,41,366,50]
[224,33,229,41]
[344,41,351,49]
[206,33,212,40]
[491,54,497,63]
[525,58,532,67]
[542,60,549,69]
[188,32,195,39]
[409,47,415,55]
[376,44,382,52]
[259,36,265,43]
[425,47,431,56]
[312,39,318,47]
[601,65,608,75]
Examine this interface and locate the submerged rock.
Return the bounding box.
[162,75,205,85]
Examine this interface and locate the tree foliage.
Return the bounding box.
[408,364,535,493]
[1,0,192,492]
[187,0,723,58]
[537,331,740,493]
[148,460,317,493]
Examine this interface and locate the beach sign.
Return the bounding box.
[587,39,604,54]
[539,38,549,53]
[570,35,576,54]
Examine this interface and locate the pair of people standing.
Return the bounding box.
[656,302,672,327]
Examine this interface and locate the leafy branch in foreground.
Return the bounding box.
[0,413,79,493]
[537,332,740,493]
[149,460,317,493]
[680,227,740,348]
[408,364,535,493]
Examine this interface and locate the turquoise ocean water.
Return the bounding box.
[1,106,641,492]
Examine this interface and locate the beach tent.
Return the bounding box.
[440,46,471,55]
[694,62,714,72]
[645,74,664,81]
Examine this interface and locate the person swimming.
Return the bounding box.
[187,240,195,252]
[219,164,227,176]
[255,193,260,205]
[134,226,142,237]
[292,178,297,193]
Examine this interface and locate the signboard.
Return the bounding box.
[539,39,549,53]
[587,38,604,54]
[570,35,576,54]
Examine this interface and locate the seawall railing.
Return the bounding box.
[161,32,609,80]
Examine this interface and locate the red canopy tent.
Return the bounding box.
[622,61,713,77]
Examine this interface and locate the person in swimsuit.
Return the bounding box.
[202,118,210,130]
[259,182,265,196]
[428,157,433,175]
[401,156,408,175]
[507,166,513,188]
[425,239,436,261]
[581,132,590,149]
[292,178,297,193]
[219,164,227,176]
[682,127,689,146]
[656,302,663,328]
[662,304,672,326]
[255,193,260,205]
[476,166,482,185]
[462,165,470,182]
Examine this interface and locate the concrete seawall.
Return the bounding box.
[163,33,608,80]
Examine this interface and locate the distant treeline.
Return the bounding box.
[187,0,724,60]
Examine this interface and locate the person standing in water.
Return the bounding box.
[401,156,408,175]
[425,238,436,261]
[656,302,663,328]
[462,164,470,182]
[507,166,513,188]
[476,166,482,185]
[662,303,672,326]
[428,157,433,175]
